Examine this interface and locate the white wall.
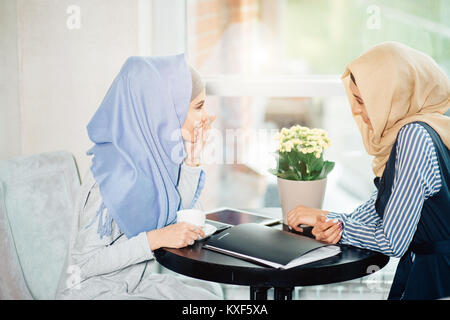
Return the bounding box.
[150,0,186,56]
[2,0,151,180]
[0,0,21,160]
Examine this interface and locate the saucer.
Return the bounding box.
[198,223,217,240]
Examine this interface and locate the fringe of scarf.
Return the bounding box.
[85,202,113,239]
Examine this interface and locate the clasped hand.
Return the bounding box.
[184,116,216,166]
[287,205,342,244]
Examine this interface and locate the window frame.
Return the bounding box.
[204,75,345,97]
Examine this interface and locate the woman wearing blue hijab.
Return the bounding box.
[56,54,222,299]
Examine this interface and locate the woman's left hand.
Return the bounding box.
[311,215,342,244]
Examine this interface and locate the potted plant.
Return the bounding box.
[270,125,335,225]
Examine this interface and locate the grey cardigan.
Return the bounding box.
[55,164,223,300]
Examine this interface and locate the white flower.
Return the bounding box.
[284,141,294,152]
[275,125,331,155]
[281,128,290,136]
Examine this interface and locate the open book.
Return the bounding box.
[203,223,340,269]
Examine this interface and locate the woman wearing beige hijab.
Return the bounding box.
[288,42,449,300]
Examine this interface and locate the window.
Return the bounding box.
[187,0,449,76]
[149,0,450,299]
[183,0,449,213]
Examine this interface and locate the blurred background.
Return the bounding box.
[1,0,449,299]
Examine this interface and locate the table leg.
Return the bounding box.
[250,286,270,300]
[274,287,294,300]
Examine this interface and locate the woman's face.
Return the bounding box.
[349,78,373,131]
[181,88,209,142]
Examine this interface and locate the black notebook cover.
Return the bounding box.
[204,223,336,268]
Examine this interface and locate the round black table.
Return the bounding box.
[154,208,390,300]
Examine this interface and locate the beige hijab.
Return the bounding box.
[342,42,450,177]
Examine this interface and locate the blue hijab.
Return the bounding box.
[86,54,192,239]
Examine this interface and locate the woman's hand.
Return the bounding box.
[311,215,342,244]
[146,222,205,251]
[184,115,216,167]
[287,205,328,232]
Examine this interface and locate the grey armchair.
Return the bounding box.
[0,151,80,299]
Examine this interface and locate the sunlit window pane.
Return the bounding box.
[187,0,450,75]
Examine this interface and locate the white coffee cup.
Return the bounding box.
[176,209,206,228]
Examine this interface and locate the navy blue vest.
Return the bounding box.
[374,121,450,300]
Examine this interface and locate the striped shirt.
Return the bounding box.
[327,123,442,258]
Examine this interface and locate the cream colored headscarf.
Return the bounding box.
[342,41,450,178]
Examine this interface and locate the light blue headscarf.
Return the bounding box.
[86,54,192,239]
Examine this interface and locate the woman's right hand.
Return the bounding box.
[287,205,328,232]
[146,222,205,251]
[184,115,216,167]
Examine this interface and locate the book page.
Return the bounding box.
[282,246,341,269]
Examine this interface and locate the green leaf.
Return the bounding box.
[298,161,307,179]
[317,161,335,179]
[286,152,303,180]
[310,155,324,173]
[276,170,300,181]
[277,152,290,172]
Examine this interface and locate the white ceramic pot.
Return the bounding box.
[277,177,328,225]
